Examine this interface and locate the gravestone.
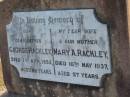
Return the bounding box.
[6,9,112,87]
[0,0,130,97]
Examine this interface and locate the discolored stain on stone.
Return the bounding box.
[0,0,130,97]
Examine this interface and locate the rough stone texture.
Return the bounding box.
[127,0,130,43]
[0,91,34,97]
[0,0,130,97]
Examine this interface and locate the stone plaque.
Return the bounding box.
[6,9,112,87]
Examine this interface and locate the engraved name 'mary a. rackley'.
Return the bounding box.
[6,9,112,87]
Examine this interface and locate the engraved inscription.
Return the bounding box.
[6,9,112,87]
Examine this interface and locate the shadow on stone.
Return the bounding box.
[0,91,35,97]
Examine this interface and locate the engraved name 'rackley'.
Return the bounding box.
[9,47,108,58]
[7,9,112,87]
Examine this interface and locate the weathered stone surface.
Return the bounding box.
[127,0,130,43]
[0,91,34,97]
[0,0,130,97]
